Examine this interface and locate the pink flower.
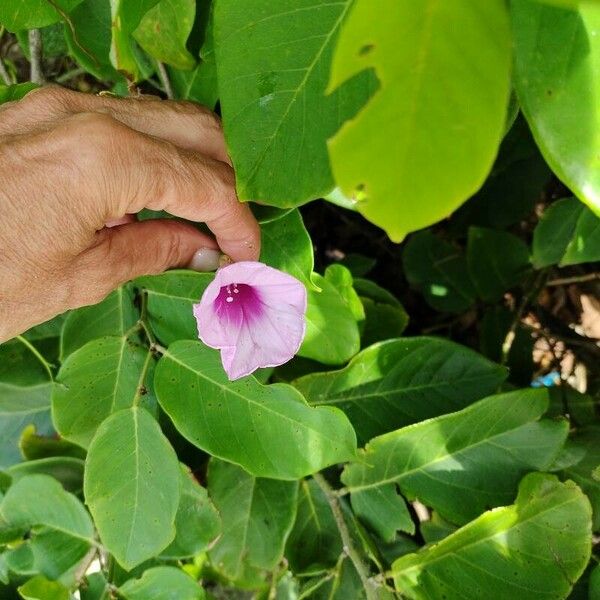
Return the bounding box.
[193,261,307,380]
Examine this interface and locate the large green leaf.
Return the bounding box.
[0,0,84,30]
[119,567,204,600]
[134,0,196,70]
[402,231,476,313]
[299,272,361,365]
[154,341,357,479]
[84,407,180,569]
[467,227,530,302]
[512,0,600,217]
[562,427,600,531]
[214,0,375,205]
[0,83,38,104]
[533,197,600,267]
[285,478,342,574]
[0,383,53,469]
[52,337,155,448]
[207,459,297,582]
[162,466,221,559]
[327,0,512,241]
[392,473,592,599]
[342,390,568,525]
[294,338,507,444]
[135,271,212,345]
[60,286,138,360]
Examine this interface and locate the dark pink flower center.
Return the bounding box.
[214,283,263,322]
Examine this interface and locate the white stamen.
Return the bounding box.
[226,296,234,303]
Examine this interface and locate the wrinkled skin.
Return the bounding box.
[0,86,260,342]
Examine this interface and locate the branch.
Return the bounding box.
[156,61,174,99]
[313,473,379,600]
[546,272,599,287]
[28,29,45,84]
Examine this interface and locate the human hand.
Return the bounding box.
[0,86,260,342]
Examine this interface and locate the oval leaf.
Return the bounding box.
[84,408,180,570]
[154,341,357,479]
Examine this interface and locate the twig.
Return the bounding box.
[28,29,45,84]
[313,473,378,600]
[55,66,85,84]
[501,270,548,365]
[546,272,599,287]
[0,26,14,85]
[156,61,174,99]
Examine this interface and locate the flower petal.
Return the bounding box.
[193,261,307,380]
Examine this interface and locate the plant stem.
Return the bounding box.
[56,66,85,84]
[546,272,599,287]
[313,473,378,600]
[156,60,174,99]
[28,29,45,84]
[0,26,14,85]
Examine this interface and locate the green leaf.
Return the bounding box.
[169,3,217,106]
[109,0,161,78]
[135,271,212,345]
[590,565,600,599]
[533,197,600,267]
[208,459,297,582]
[350,485,414,542]
[467,227,530,302]
[392,473,592,600]
[84,407,180,569]
[512,0,600,217]
[0,83,38,103]
[285,479,342,574]
[119,566,204,600]
[16,23,67,58]
[19,424,85,461]
[1,474,93,537]
[328,0,512,241]
[354,279,408,348]
[18,576,69,600]
[64,0,124,82]
[0,474,94,582]
[342,390,569,525]
[214,0,375,206]
[134,0,196,70]
[0,383,54,469]
[324,265,365,323]
[561,427,600,531]
[162,466,221,559]
[154,341,357,479]
[420,512,457,545]
[0,0,83,30]
[52,337,155,448]
[0,338,52,386]
[60,286,138,360]
[8,457,85,495]
[402,231,476,313]
[294,337,507,444]
[260,209,316,289]
[299,272,361,365]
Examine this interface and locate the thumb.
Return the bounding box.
[74,219,221,301]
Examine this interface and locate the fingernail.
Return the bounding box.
[189,248,222,272]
